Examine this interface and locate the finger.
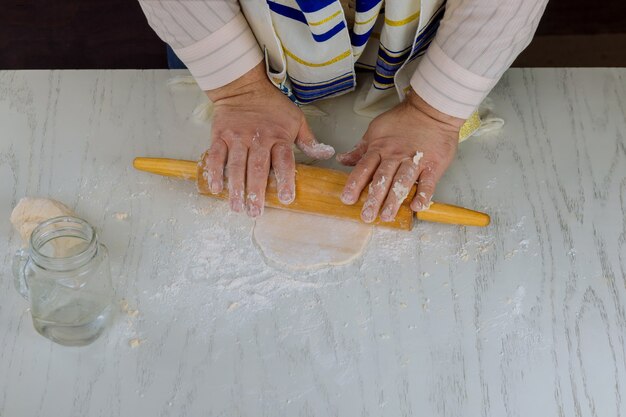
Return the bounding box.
[340,152,380,205]
[295,120,335,160]
[336,140,367,166]
[225,142,248,213]
[271,143,296,205]
[245,144,271,217]
[380,159,420,222]
[199,139,228,194]
[361,160,401,223]
[412,164,439,212]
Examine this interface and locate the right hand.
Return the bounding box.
[200,63,335,217]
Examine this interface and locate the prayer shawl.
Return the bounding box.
[240,0,446,113]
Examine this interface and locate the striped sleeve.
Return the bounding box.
[411,0,549,119]
[138,0,263,90]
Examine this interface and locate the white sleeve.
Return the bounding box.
[138,1,263,90]
[411,0,549,118]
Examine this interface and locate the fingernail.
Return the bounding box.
[246,193,258,217]
[202,171,212,187]
[210,181,220,194]
[278,190,294,204]
[412,201,422,212]
[361,208,375,223]
[246,193,260,216]
[231,199,243,212]
[341,192,355,205]
[380,206,394,222]
[247,203,262,218]
[230,191,244,212]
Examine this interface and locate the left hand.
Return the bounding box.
[337,89,465,223]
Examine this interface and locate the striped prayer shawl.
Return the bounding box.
[241,0,445,111]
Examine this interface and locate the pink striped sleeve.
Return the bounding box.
[411,0,549,119]
[138,1,263,91]
[173,13,263,90]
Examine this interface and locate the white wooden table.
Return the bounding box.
[1,69,625,417]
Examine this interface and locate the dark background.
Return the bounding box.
[2,0,625,69]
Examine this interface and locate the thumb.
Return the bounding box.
[336,140,367,166]
[295,119,335,160]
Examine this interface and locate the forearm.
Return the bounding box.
[411,0,549,119]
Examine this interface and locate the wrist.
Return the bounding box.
[205,62,268,102]
[405,89,465,131]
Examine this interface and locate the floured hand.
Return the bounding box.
[200,63,335,217]
[337,89,464,223]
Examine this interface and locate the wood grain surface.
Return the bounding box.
[0,69,625,417]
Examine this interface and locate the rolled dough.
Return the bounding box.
[252,208,372,270]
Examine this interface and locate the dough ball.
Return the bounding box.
[10,197,76,245]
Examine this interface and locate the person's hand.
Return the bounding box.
[337,90,465,223]
[200,63,335,217]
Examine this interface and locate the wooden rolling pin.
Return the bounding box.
[133,157,490,230]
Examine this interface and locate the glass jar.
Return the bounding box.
[13,216,114,346]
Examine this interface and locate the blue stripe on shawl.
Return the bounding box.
[376,60,402,77]
[355,0,382,13]
[373,3,446,88]
[294,80,354,99]
[350,26,375,47]
[295,82,355,103]
[373,72,394,84]
[372,82,395,91]
[267,1,345,42]
[295,0,336,13]
[290,72,353,90]
[312,21,346,42]
[267,1,307,24]
[408,7,444,60]
[379,44,413,55]
[378,47,411,64]
[291,73,355,103]
[373,49,410,84]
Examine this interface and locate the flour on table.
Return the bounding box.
[252,208,372,270]
[128,338,143,348]
[113,212,129,220]
[119,298,139,317]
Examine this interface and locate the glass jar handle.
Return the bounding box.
[12,249,30,300]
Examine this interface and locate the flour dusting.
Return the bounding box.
[134,196,358,332]
[114,212,129,220]
[128,338,143,348]
[412,151,423,166]
[392,182,409,201]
